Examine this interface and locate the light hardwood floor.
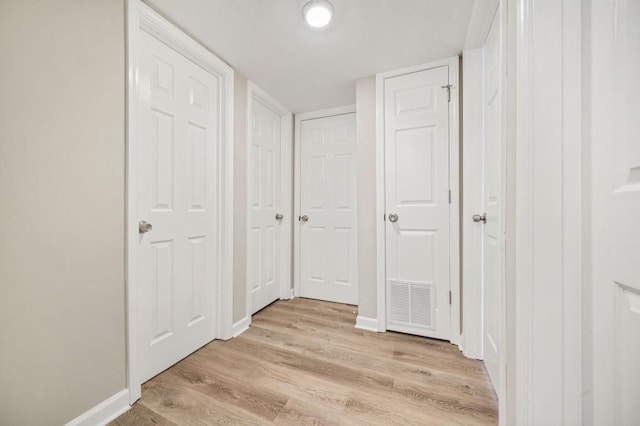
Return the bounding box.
[112,298,497,425]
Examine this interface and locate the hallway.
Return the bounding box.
[112,298,497,425]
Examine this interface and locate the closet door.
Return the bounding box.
[384,66,451,340]
[136,29,219,384]
[248,97,283,314]
[591,1,640,423]
[299,113,358,305]
[482,10,504,393]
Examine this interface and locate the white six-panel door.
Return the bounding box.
[592,0,640,423]
[299,113,358,305]
[248,97,283,314]
[482,9,503,393]
[136,31,219,383]
[384,66,451,340]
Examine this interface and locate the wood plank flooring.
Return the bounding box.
[111,298,497,425]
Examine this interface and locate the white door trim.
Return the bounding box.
[511,0,583,424]
[374,57,461,346]
[246,81,293,319]
[293,105,356,298]
[126,0,234,404]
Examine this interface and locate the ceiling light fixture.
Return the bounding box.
[303,0,334,28]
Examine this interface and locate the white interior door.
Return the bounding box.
[481,10,503,393]
[299,113,358,305]
[136,31,219,384]
[248,98,282,314]
[591,0,640,423]
[384,66,451,340]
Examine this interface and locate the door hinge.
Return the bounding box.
[448,190,452,204]
[384,213,386,221]
[441,84,453,102]
[449,291,452,305]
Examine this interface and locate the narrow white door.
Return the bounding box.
[136,31,219,383]
[481,10,503,393]
[248,98,282,314]
[299,113,358,305]
[384,66,451,340]
[592,0,640,423]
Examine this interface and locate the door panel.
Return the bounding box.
[300,113,358,305]
[482,9,503,393]
[592,1,640,422]
[137,31,218,384]
[248,99,282,314]
[384,66,450,340]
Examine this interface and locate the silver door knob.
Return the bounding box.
[472,213,487,223]
[139,220,153,234]
[388,213,399,223]
[275,213,284,220]
[300,215,309,223]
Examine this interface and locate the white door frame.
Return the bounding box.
[511,0,584,424]
[246,81,293,319]
[374,57,461,345]
[126,0,234,404]
[293,105,357,298]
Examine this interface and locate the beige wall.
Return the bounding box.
[0,1,126,425]
[355,76,378,319]
[233,73,248,323]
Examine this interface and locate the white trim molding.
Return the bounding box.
[355,315,379,333]
[64,389,130,426]
[126,0,234,404]
[245,81,293,321]
[293,104,357,298]
[511,0,583,424]
[374,57,462,343]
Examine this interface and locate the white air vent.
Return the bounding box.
[390,281,410,323]
[388,280,435,330]
[410,284,433,327]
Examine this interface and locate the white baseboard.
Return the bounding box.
[232,316,250,337]
[280,288,295,300]
[355,315,380,332]
[65,389,130,426]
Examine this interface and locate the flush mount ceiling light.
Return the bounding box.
[303,0,334,28]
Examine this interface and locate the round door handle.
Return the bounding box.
[275,213,284,221]
[139,220,153,234]
[388,213,399,223]
[300,215,309,223]
[472,213,487,223]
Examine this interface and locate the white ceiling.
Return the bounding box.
[144,0,474,113]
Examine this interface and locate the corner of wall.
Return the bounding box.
[355,76,378,320]
[233,72,249,325]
